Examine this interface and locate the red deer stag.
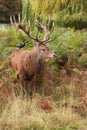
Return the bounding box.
[10,14,56,97]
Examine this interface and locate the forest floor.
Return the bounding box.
[0,28,87,130]
[0,59,87,130]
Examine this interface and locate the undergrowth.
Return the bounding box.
[0,27,87,130]
[0,94,86,130]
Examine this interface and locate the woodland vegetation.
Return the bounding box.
[0,0,87,130]
[0,0,22,23]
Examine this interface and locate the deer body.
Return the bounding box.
[11,44,55,77]
[11,49,39,77]
[10,14,55,97]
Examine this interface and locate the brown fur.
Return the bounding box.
[10,14,56,97]
[11,43,55,97]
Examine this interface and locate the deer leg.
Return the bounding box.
[28,77,36,99]
[42,82,45,96]
[29,80,33,99]
[33,75,36,93]
[22,79,26,96]
[42,76,46,96]
[19,75,26,96]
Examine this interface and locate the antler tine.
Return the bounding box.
[44,17,55,43]
[18,13,21,23]
[45,36,56,44]
[10,15,18,28]
[46,15,50,28]
[35,17,45,30]
[10,15,14,25]
[35,16,55,43]
[36,30,39,39]
[35,19,49,40]
[40,15,53,41]
[13,15,17,25]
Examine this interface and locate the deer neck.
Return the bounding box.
[31,47,42,62]
[30,47,44,73]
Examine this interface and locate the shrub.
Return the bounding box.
[56,11,87,29]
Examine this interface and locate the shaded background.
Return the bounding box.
[0,0,22,23]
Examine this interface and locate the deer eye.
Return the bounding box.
[41,49,45,51]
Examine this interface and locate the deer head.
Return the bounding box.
[10,14,56,62]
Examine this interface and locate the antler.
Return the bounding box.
[35,15,55,43]
[10,14,55,44]
[10,14,40,42]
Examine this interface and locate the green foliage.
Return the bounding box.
[22,0,31,20]
[22,0,87,29]
[56,0,87,29]
[50,27,87,66]
[0,1,87,129]
[78,53,87,68]
[56,11,87,29]
[0,25,87,67]
[0,26,87,130]
[0,27,34,60]
[29,0,67,16]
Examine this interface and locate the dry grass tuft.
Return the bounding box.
[0,94,87,130]
[36,96,55,110]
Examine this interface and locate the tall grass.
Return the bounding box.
[0,93,86,130]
